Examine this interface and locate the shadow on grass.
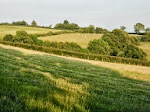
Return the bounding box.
[0,47,150,112]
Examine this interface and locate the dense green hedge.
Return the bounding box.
[0,41,150,67]
[34,30,74,37]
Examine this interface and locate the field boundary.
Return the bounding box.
[0,41,150,67]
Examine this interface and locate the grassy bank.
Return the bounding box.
[0,44,150,112]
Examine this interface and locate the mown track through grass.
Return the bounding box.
[0,44,150,112]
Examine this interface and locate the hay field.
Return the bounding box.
[139,42,150,61]
[0,25,62,39]
[39,33,103,48]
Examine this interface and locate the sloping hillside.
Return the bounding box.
[39,33,103,48]
[0,25,62,39]
[0,44,150,112]
[139,42,150,61]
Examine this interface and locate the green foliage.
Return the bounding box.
[31,20,38,27]
[95,27,109,34]
[120,45,147,60]
[16,31,28,36]
[129,36,140,45]
[64,20,69,24]
[134,23,145,34]
[12,20,28,26]
[89,29,146,60]
[88,39,111,55]
[146,27,150,33]
[88,25,95,33]
[120,26,126,31]
[54,20,79,30]
[43,41,82,52]
[3,34,14,42]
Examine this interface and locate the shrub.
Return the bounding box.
[88,39,111,55]
[12,21,28,26]
[13,36,33,44]
[43,41,82,52]
[3,35,14,42]
[16,31,28,37]
[120,45,147,60]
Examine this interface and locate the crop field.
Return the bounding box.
[39,33,103,48]
[0,25,62,39]
[129,34,143,37]
[0,44,150,112]
[139,42,150,61]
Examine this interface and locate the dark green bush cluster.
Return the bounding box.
[76,26,110,34]
[12,21,28,26]
[3,31,43,45]
[88,29,146,60]
[42,41,88,52]
[54,20,80,30]
[95,27,109,34]
[54,20,110,34]
[120,45,147,60]
[0,41,150,67]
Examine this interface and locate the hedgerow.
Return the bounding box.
[0,41,150,66]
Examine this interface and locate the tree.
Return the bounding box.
[64,20,69,25]
[146,27,150,33]
[49,25,52,28]
[16,31,28,36]
[88,39,111,55]
[95,27,109,34]
[120,26,126,31]
[88,25,95,33]
[3,34,14,42]
[134,23,145,34]
[31,20,38,27]
[12,20,28,26]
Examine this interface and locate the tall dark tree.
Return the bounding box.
[64,20,69,25]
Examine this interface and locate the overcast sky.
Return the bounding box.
[0,0,150,32]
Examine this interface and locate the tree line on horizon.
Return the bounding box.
[0,20,150,34]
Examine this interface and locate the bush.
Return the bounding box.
[12,21,28,26]
[88,39,111,55]
[120,45,147,60]
[89,30,147,60]
[3,35,14,42]
[16,31,28,37]
[43,41,82,52]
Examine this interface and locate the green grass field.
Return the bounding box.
[39,33,103,48]
[0,44,150,112]
[0,25,62,39]
[139,42,150,61]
